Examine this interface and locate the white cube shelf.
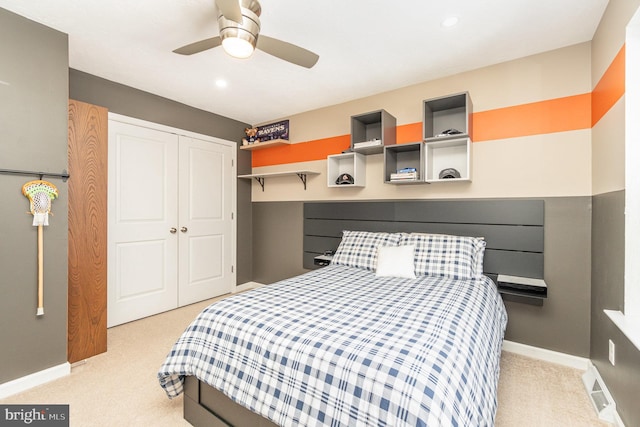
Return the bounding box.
[425,137,471,182]
[327,152,366,187]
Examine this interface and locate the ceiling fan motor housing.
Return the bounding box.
[218,0,262,55]
[173,0,318,68]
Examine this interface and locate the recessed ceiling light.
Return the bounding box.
[441,16,459,28]
[215,79,228,88]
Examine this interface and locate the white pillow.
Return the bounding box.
[375,245,416,279]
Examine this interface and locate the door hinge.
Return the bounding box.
[231,265,234,273]
[231,159,234,167]
[231,212,234,220]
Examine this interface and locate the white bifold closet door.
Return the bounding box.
[107,116,236,327]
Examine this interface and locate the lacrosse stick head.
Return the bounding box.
[22,180,58,226]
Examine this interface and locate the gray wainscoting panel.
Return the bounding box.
[591,190,640,427]
[253,202,307,284]
[303,200,545,281]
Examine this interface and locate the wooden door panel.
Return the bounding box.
[67,100,108,364]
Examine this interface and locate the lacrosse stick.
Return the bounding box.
[22,180,58,316]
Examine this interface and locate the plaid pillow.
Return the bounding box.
[399,233,486,280]
[331,230,402,271]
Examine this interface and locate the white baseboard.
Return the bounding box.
[502,340,590,370]
[0,362,70,400]
[235,281,264,293]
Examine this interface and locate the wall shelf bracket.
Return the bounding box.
[296,173,308,190]
[238,170,319,192]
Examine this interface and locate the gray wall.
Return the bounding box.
[591,190,640,426]
[503,197,592,356]
[252,202,306,284]
[0,9,69,383]
[68,69,253,285]
[252,197,593,356]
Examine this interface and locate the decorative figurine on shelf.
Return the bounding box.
[242,127,259,146]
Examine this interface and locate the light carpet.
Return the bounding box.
[1,296,610,426]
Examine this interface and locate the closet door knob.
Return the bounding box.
[170,227,177,234]
[180,227,188,233]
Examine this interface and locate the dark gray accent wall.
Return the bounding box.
[591,190,640,426]
[253,197,592,356]
[252,202,306,284]
[508,196,592,356]
[68,69,253,285]
[0,9,69,383]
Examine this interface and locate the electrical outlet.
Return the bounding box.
[609,339,616,366]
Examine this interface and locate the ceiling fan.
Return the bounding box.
[173,0,319,68]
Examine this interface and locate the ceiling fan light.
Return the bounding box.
[217,5,260,60]
[222,36,255,58]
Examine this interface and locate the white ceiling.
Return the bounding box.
[0,0,609,125]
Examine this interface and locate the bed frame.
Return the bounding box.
[184,376,277,427]
[183,199,545,426]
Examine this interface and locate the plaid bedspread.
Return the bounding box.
[158,265,507,426]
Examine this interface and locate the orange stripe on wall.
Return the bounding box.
[252,124,423,167]
[396,122,422,144]
[592,45,625,127]
[252,135,350,167]
[252,44,623,166]
[253,94,592,166]
[472,93,591,142]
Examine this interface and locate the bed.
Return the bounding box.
[158,231,508,426]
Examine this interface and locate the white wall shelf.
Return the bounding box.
[424,137,471,182]
[239,138,290,150]
[327,152,366,187]
[238,170,319,191]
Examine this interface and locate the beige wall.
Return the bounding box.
[592,97,625,194]
[590,0,639,195]
[249,42,593,202]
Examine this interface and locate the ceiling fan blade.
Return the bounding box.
[257,35,319,68]
[216,0,243,23]
[173,37,222,55]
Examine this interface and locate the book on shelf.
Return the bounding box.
[390,171,418,179]
[353,139,382,149]
[390,168,419,182]
[390,174,418,179]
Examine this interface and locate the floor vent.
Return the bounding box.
[582,363,621,425]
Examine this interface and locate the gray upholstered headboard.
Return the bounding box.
[303,199,544,285]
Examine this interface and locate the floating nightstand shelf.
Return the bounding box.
[497,274,547,306]
[313,254,333,267]
[238,170,319,191]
